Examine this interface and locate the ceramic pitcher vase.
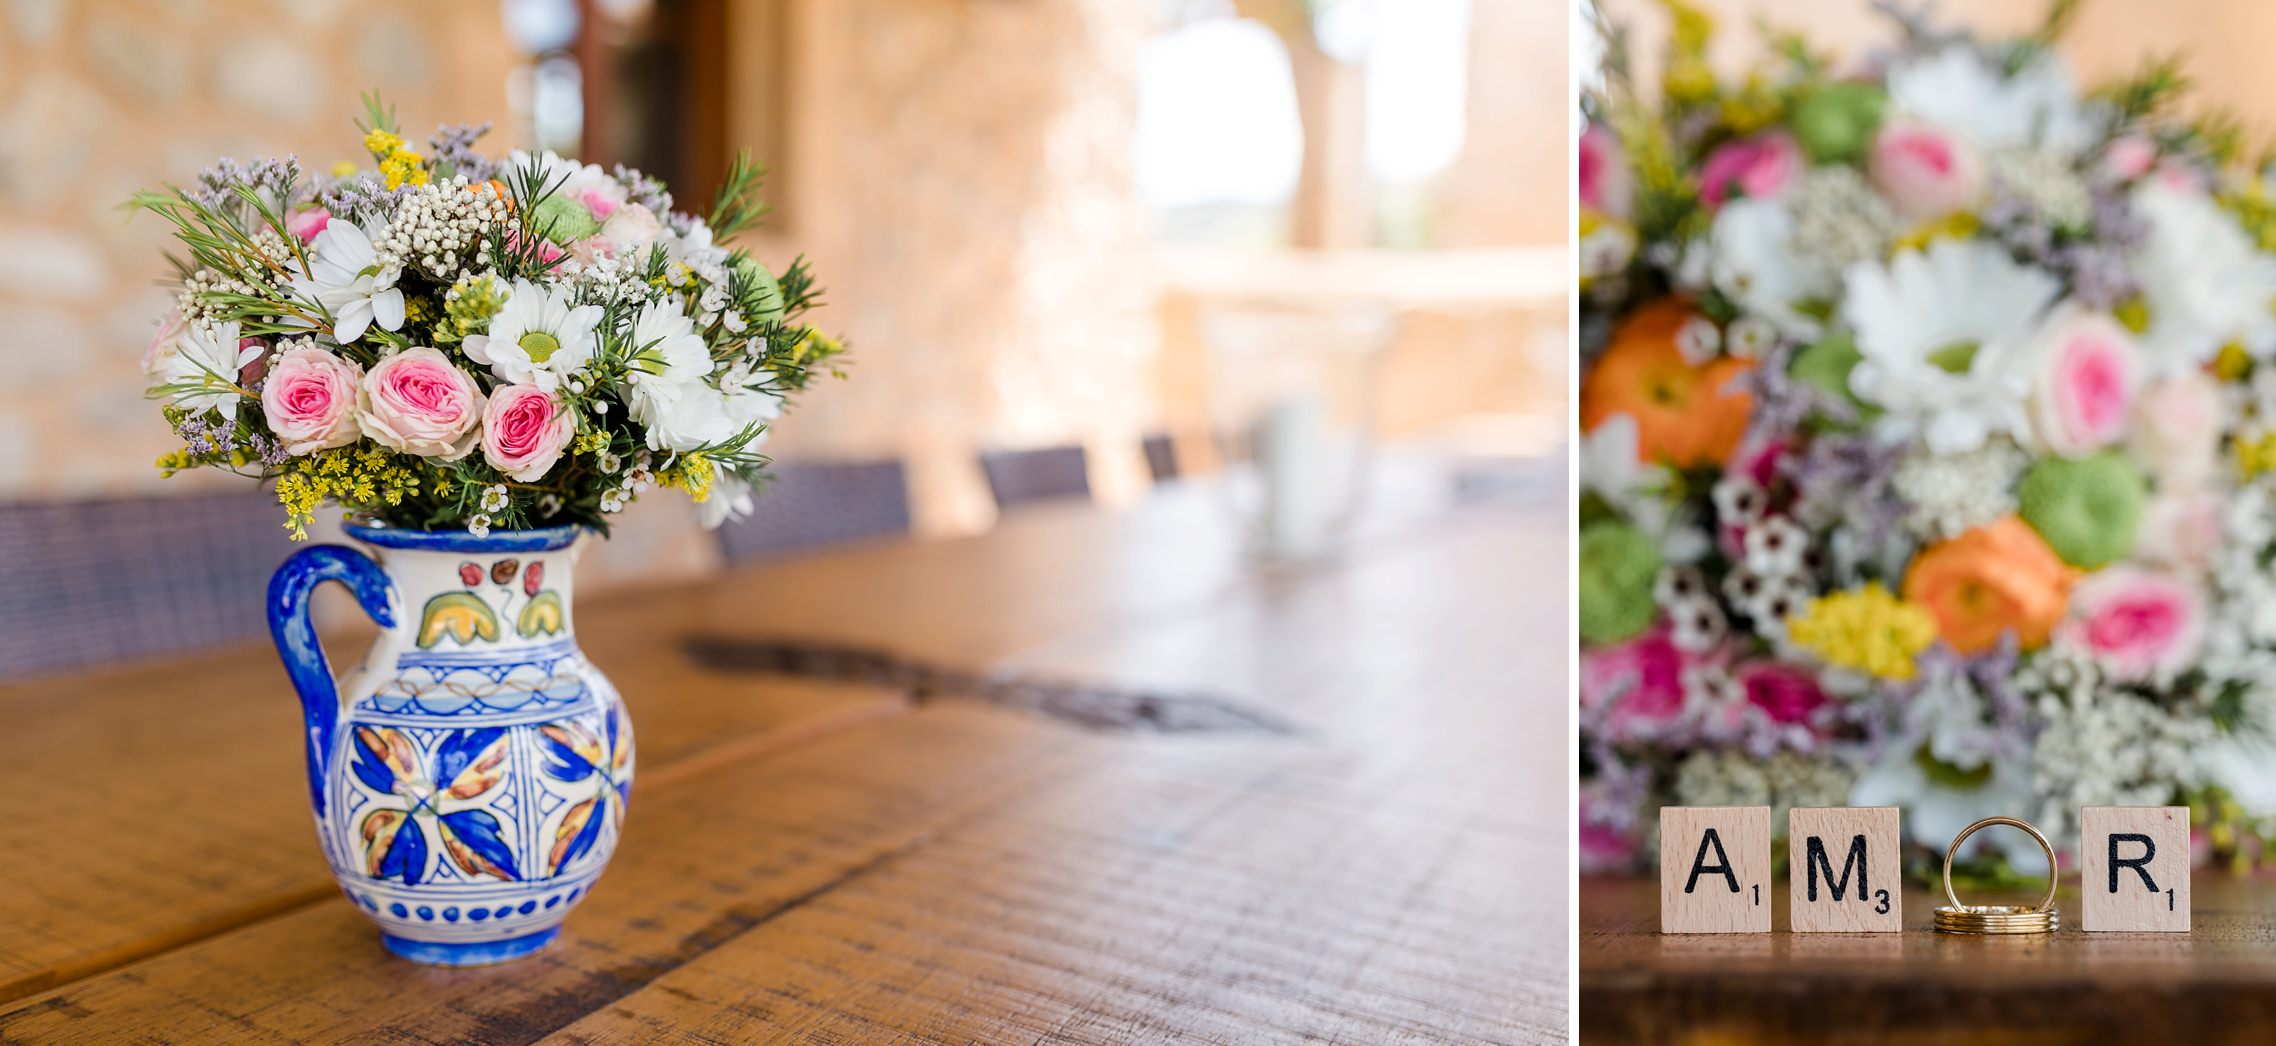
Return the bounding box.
[266,524,633,965]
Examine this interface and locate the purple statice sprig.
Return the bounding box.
[1980,167,2146,309]
[1782,431,1913,572]
[320,175,410,227]
[612,164,674,215]
[427,123,501,184]
[173,409,288,471]
[191,155,304,215]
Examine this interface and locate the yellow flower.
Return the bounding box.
[363,129,406,157]
[2115,297,2153,336]
[2217,340,2254,382]
[1891,212,1980,254]
[662,453,717,503]
[380,150,429,189]
[2237,429,2276,478]
[1718,73,1782,134]
[330,160,359,179]
[1786,583,1938,681]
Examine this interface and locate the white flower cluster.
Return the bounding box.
[596,450,657,514]
[1990,147,2093,230]
[2024,645,2214,843]
[1788,166,1897,270]
[372,176,512,282]
[1672,749,1855,820]
[1891,439,2028,541]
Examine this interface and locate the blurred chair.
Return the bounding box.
[0,489,296,680]
[714,460,912,565]
[979,446,1091,508]
[1142,433,1179,484]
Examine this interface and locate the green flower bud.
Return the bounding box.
[1792,82,1886,165]
[1579,520,1662,646]
[2016,452,2145,569]
[530,194,601,243]
[731,254,787,325]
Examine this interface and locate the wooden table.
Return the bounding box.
[0,458,1566,1044]
[1582,873,2276,1043]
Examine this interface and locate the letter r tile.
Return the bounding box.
[2080,806,2190,932]
[1788,807,1901,933]
[1660,806,1771,934]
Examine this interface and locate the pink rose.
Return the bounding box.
[1699,133,1802,210]
[1868,117,1985,220]
[504,228,567,266]
[1579,124,1633,219]
[260,347,364,455]
[287,207,332,243]
[2131,372,2223,491]
[2031,311,2137,456]
[570,184,625,222]
[358,347,485,460]
[571,205,665,266]
[2060,568,2206,682]
[2137,492,2223,574]
[480,384,575,482]
[1580,626,1690,743]
[2104,135,2158,181]
[1740,662,1829,726]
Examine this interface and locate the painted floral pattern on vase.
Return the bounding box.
[271,524,632,966]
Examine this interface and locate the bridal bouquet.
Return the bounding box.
[136,96,841,540]
[1579,1,2276,874]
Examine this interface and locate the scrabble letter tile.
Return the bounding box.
[1660,806,1771,934]
[2080,806,2190,932]
[1787,807,1900,933]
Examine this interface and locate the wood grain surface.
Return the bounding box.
[0,458,1565,1044]
[1584,871,2276,1042]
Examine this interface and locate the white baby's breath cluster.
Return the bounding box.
[372,176,512,282]
[1891,440,2028,541]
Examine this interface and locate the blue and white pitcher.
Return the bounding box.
[267,524,633,965]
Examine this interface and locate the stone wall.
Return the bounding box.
[0,0,522,497]
[732,0,1161,534]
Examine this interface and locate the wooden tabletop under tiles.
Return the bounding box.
[0,459,1566,1045]
[1583,872,2276,1043]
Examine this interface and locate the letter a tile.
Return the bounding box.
[1660,806,1771,933]
[2080,806,2189,932]
[1788,807,1900,932]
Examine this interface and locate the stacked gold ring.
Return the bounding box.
[1934,816,2060,935]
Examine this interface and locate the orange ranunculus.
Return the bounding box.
[1579,300,1754,467]
[1902,516,2073,655]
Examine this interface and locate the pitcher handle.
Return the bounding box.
[268,544,396,819]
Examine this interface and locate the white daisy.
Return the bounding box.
[1886,46,2093,155]
[2131,182,2276,375]
[1705,198,1836,340]
[158,319,262,421]
[1842,239,2061,454]
[291,220,403,344]
[1578,414,1667,516]
[462,278,604,390]
[621,299,716,432]
[641,378,782,453]
[696,471,756,530]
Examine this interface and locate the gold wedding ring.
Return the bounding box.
[1934,816,2060,934]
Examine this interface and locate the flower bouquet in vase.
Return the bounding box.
[1579,1,2276,879]
[135,95,842,964]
